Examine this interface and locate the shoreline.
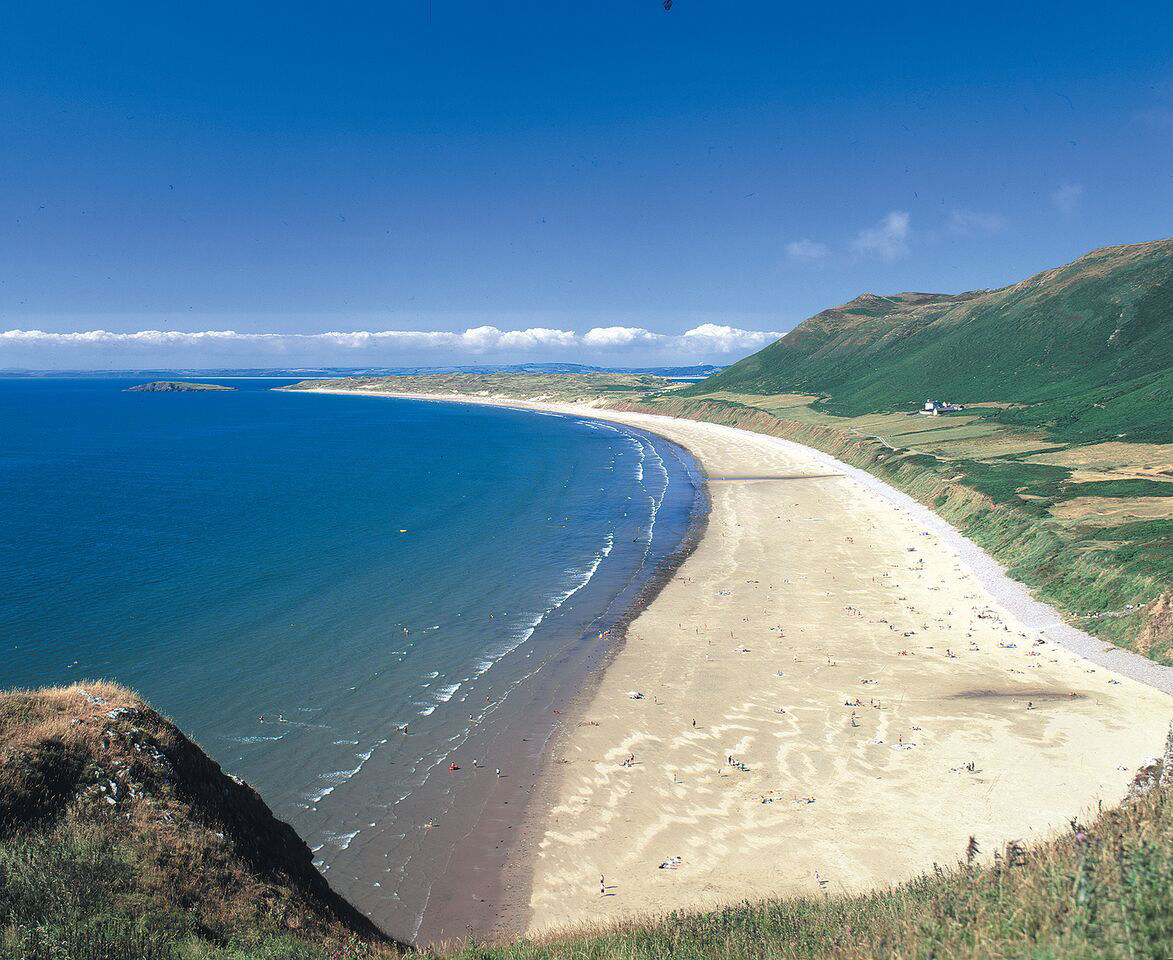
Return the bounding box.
[285,386,1173,941]
[284,386,1173,697]
[482,448,711,945]
[281,386,710,947]
[412,427,709,947]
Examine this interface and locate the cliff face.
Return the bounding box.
[0,683,397,955]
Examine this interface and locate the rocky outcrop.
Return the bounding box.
[1127,722,1173,801]
[0,683,396,950]
[125,381,235,392]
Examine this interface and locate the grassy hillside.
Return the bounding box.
[0,683,399,959]
[695,239,1172,444]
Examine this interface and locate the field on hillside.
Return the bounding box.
[693,240,1173,445]
[632,390,1173,662]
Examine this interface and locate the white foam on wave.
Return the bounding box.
[305,737,388,802]
[305,784,335,802]
[613,428,670,560]
[434,681,462,703]
[471,529,616,679]
[323,829,360,851]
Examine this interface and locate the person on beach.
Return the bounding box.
[496,767,501,778]
[600,875,605,896]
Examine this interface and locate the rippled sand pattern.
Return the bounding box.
[522,411,1172,933]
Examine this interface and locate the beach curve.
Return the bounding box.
[287,387,1173,938]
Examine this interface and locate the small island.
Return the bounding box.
[125,381,236,392]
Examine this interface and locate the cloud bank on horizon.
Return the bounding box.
[0,322,783,369]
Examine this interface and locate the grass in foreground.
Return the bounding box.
[4,690,1171,960]
[0,683,395,960]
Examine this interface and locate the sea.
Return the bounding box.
[0,377,705,941]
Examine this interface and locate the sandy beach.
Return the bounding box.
[295,389,1173,939]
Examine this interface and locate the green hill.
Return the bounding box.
[694,239,1172,443]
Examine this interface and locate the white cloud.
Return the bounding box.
[1051,182,1084,215]
[581,326,659,348]
[0,323,782,367]
[0,326,581,352]
[675,323,780,352]
[785,238,830,263]
[946,209,1006,236]
[851,210,910,260]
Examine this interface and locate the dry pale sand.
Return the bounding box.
[512,407,1173,934]
[294,390,1173,936]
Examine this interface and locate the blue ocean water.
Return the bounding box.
[0,378,704,939]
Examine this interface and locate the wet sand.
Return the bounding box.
[296,389,1173,940]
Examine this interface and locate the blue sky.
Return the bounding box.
[2,2,1171,368]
